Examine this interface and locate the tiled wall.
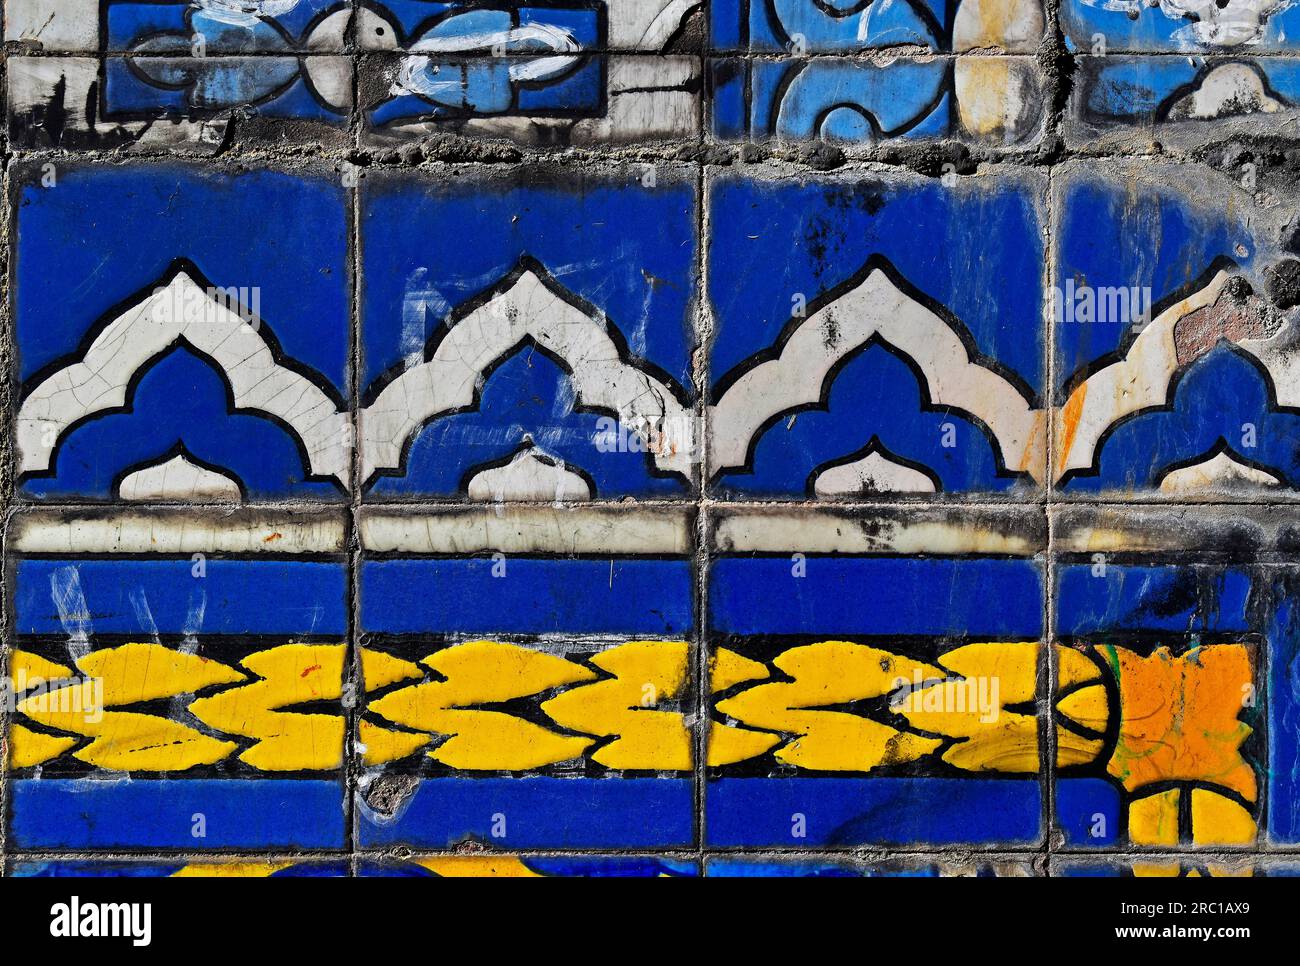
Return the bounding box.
[3,0,1300,878]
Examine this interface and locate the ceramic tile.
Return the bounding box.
[1052,857,1272,876]
[6,859,351,876]
[1052,160,1300,500]
[6,54,352,149]
[1068,56,1300,153]
[7,0,1300,885]
[705,855,1040,875]
[707,55,1047,147]
[359,53,701,145]
[356,0,703,52]
[1062,0,1300,53]
[353,506,697,850]
[10,162,352,502]
[357,167,699,501]
[1051,506,1300,853]
[706,171,1048,500]
[5,0,350,53]
[710,0,1045,53]
[357,855,700,875]
[704,506,1048,849]
[5,509,351,850]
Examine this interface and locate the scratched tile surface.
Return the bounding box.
[6,509,351,850]
[1052,507,1299,874]
[5,0,1300,879]
[705,507,1047,848]
[354,506,697,848]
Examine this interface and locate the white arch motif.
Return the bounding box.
[17,268,351,487]
[709,266,1046,481]
[359,266,693,485]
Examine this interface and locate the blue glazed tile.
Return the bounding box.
[358,1,607,50]
[103,0,353,121]
[1050,507,1297,852]
[1052,858,1266,876]
[8,3,705,145]
[706,172,1047,499]
[706,856,1038,875]
[704,2,1047,146]
[361,52,607,127]
[710,0,1044,53]
[7,0,701,53]
[354,0,697,51]
[104,0,349,52]
[355,1,609,125]
[354,506,697,850]
[1062,0,1300,53]
[12,163,352,502]
[101,55,352,122]
[1076,56,1300,127]
[704,507,1047,849]
[361,558,694,636]
[707,56,1046,146]
[360,53,700,144]
[4,53,350,150]
[1051,163,1300,499]
[5,511,351,851]
[358,167,698,501]
[1067,55,1300,151]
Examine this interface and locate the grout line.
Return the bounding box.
[345,15,362,878]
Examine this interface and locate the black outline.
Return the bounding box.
[456,435,599,499]
[1152,436,1289,491]
[1057,255,1240,401]
[1058,340,1300,488]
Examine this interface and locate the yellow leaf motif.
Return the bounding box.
[17,701,237,772]
[707,649,781,767]
[8,723,79,769]
[412,857,543,878]
[359,719,430,766]
[189,643,348,772]
[368,641,597,771]
[80,643,248,703]
[171,862,297,877]
[541,641,692,771]
[9,650,73,688]
[14,643,247,772]
[898,642,1040,772]
[715,641,943,772]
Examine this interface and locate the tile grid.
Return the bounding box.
[0,1,1287,876]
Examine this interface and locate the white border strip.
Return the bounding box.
[360,506,694,554]
[714,507,1045,555]
[8,509,347,554]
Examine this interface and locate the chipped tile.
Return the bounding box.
[1050,506,1300,853]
